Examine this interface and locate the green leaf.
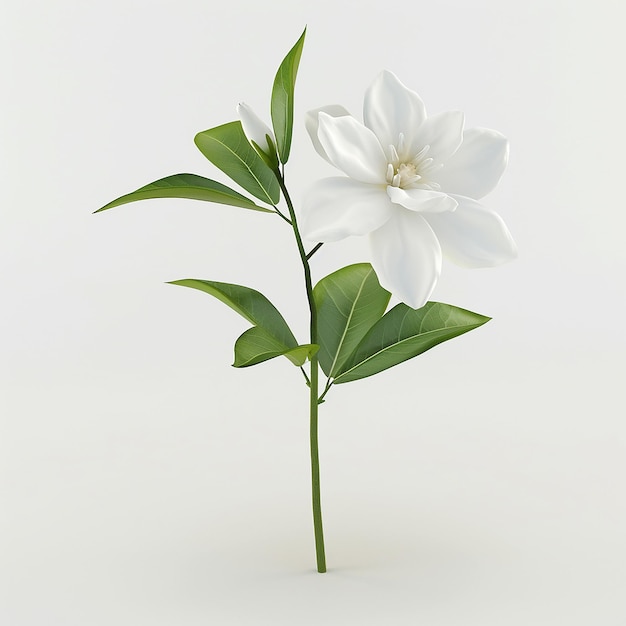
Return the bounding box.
[94,173,271,213]
[169,279,297,348]
[233,326,318,367]
[194,121,280,205]
[333,302,491,384]
[314,263,390,378]
[271,27,306,164]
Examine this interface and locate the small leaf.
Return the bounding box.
[314,263,390,378]
[282,343,319,367]
[333,302,490,384]
[169,279,297,348]
[233,326,318,367]
[195,121,280,205]
[94,173,271,213]
[271,27,306,164]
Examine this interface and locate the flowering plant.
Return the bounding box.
[96,28,516,573]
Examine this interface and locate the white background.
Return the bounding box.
[2,0,625,624]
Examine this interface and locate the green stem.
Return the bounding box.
[273,206,292,225]
[318,379,333,404]
[277,173,327,573]
[300,366,311,387]
[306,242,324,260]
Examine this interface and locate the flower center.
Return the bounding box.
[396,162,419,186]
[385,138,442,190]
[386,160,424,188]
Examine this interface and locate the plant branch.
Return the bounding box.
[306,242,324,260]
[300,366,311,387]
[318,379,333,404]
[277,172,327,574]
[273,206,292,224]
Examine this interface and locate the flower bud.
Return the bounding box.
[237,103,278,167]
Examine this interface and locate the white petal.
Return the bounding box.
[237,102,274,154]
[424,195,517,267]
[317,113,388,184]
[301,177,394,242]
[408,110,465,164]
[363,70,427,159]
[369,209,442,309]
[387,187,458,213]
[305,105,351,164]
[432,127,508,199]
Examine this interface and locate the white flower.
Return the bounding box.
[237,102,277,162]
[302,71,517,309]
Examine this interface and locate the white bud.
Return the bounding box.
[237,103,275,157]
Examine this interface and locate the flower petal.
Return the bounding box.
[387,187,458,213]
[305,105,351,164]
[408,110,465,164]
[424,195,517,267]
[363,70,427,159]
[369,209,442,309]
[317,113,388,184]
[237,102,275,155]
[301,177,394,242]
[432,127,508,199]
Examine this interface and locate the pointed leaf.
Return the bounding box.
[194,121,280,205]
[314,263,390,378]
[333,302,490,384]
[271,27,306,163]
[233,326,318,367]
[169,279,297,348]
[94,173,271,213]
